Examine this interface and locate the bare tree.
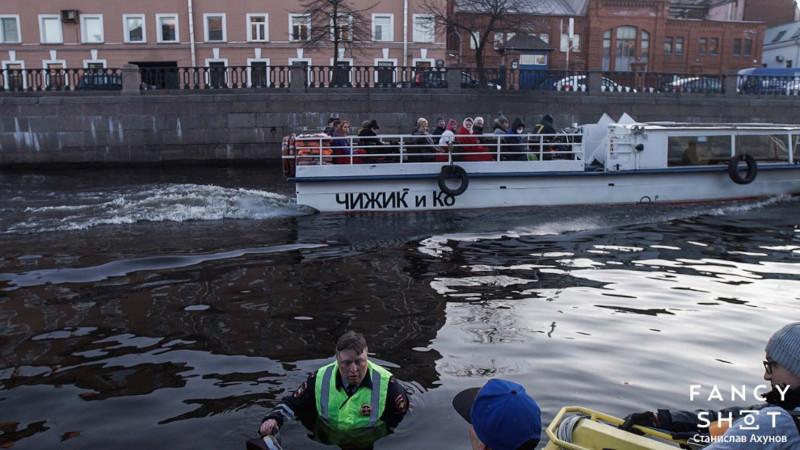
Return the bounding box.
[421,0,541,69]
[292,0,377,78]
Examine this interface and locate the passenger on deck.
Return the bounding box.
[493,112,509,135]
[492,112,510,156]
[535,114,564,160]
[503,117,529,161]
[410,118,437,162]
[456,117,493,162]
[323,117,340,136]
[473,116,485,136]
[437,119,458,162]
[331,120,352,164]
[432,117,446,137]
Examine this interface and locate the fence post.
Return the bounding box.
[587,70,602,93]
[290,64,307,92]
[446,68,461,90]
[724,71,738,97]
[121,64,141,94]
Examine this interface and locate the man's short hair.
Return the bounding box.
[336,331,367,354]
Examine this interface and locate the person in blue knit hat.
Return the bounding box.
[620,322,800,449]
[453,378,541,450]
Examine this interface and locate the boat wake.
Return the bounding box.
[2,183,312,234]
[417,196,797,257]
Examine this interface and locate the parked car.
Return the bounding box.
[77,74,123,90]
[553,75,636,93]
[661,76,723,93]
[413,70,501,90]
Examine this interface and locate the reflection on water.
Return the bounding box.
[0,166,798,449]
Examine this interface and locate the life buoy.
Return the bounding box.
[282,134,296,177]
[728,153,757,185]
[438,165,469,196]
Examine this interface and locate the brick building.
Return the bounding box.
[455,0,769,74]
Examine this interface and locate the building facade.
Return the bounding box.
[0,0,448,75]
[455,0,768,74]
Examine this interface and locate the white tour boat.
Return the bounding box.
[281,113,800,213]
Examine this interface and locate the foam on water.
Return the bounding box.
[2,183,312,234]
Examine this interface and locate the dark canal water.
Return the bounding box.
[1,165,798,449]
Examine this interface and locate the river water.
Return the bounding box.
[0,165,798,449]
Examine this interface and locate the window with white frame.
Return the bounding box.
[247,14,269,42]
[372,14,392,42]
[412,14,434,43]
[81,14,104,43]
[156,14,179,43]
[331,14,352,41]
[1,15,21,43]
[204,14,226,42]
[39,15,62,44]
[290,14,310,41]
[124,14,145,43]
[560,33,580,52]
[469,31,480,49]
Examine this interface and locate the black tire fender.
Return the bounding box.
[438,165,469,196]
[728,153,757,185]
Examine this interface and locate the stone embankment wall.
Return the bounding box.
[2,86,799,167]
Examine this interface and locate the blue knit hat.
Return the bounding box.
[765,322,800,378]
[453,379,541,450]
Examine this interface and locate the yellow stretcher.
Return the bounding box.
[543,406,689,450]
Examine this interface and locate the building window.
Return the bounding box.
[412,14,434,43]
[331,14,352,41]
[208,61,227,88]
[39,15,63,44]
[772,30,787,43]
[675,37,684,56]
[250,61,268,87]
[46,62,65,90]
[376,60,393,84]
[733,38,741,56]
[156,14,179,43]
[699,38,707,56]
[205,14,226,42]
[469,31,480,50]
[561,32,580,52]
[709,38,718,56]
[743,39,752,56]
[124,14,146,43]
[373,14,392,42]
[602,30,611,70]
[290,14,310,41]
[81,14,104,43]
[641,30,649,59]
[665,37,673,55]
[247,14,268,42]
[0,15,20,43]
[4,62,24,90]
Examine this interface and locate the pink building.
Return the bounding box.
[0,0,448,76]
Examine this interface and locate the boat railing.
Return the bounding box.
[287,130,584,166]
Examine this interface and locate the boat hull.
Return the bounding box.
[292,163,800,213]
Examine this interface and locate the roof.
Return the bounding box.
[456,0,590,16]
[499,34,556,52]
[764,22,800,45]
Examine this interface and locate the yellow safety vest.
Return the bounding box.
[314,360,391,430]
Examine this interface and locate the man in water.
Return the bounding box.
[258,331,409,447]
[453,378,541,450]
[620,322,800,449]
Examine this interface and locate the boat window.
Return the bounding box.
[794,136,800,163]
[736,135,789,162]
[667,136,731,166]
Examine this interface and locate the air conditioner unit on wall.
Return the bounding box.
[60,10,78,23]
[776,55,785,62]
